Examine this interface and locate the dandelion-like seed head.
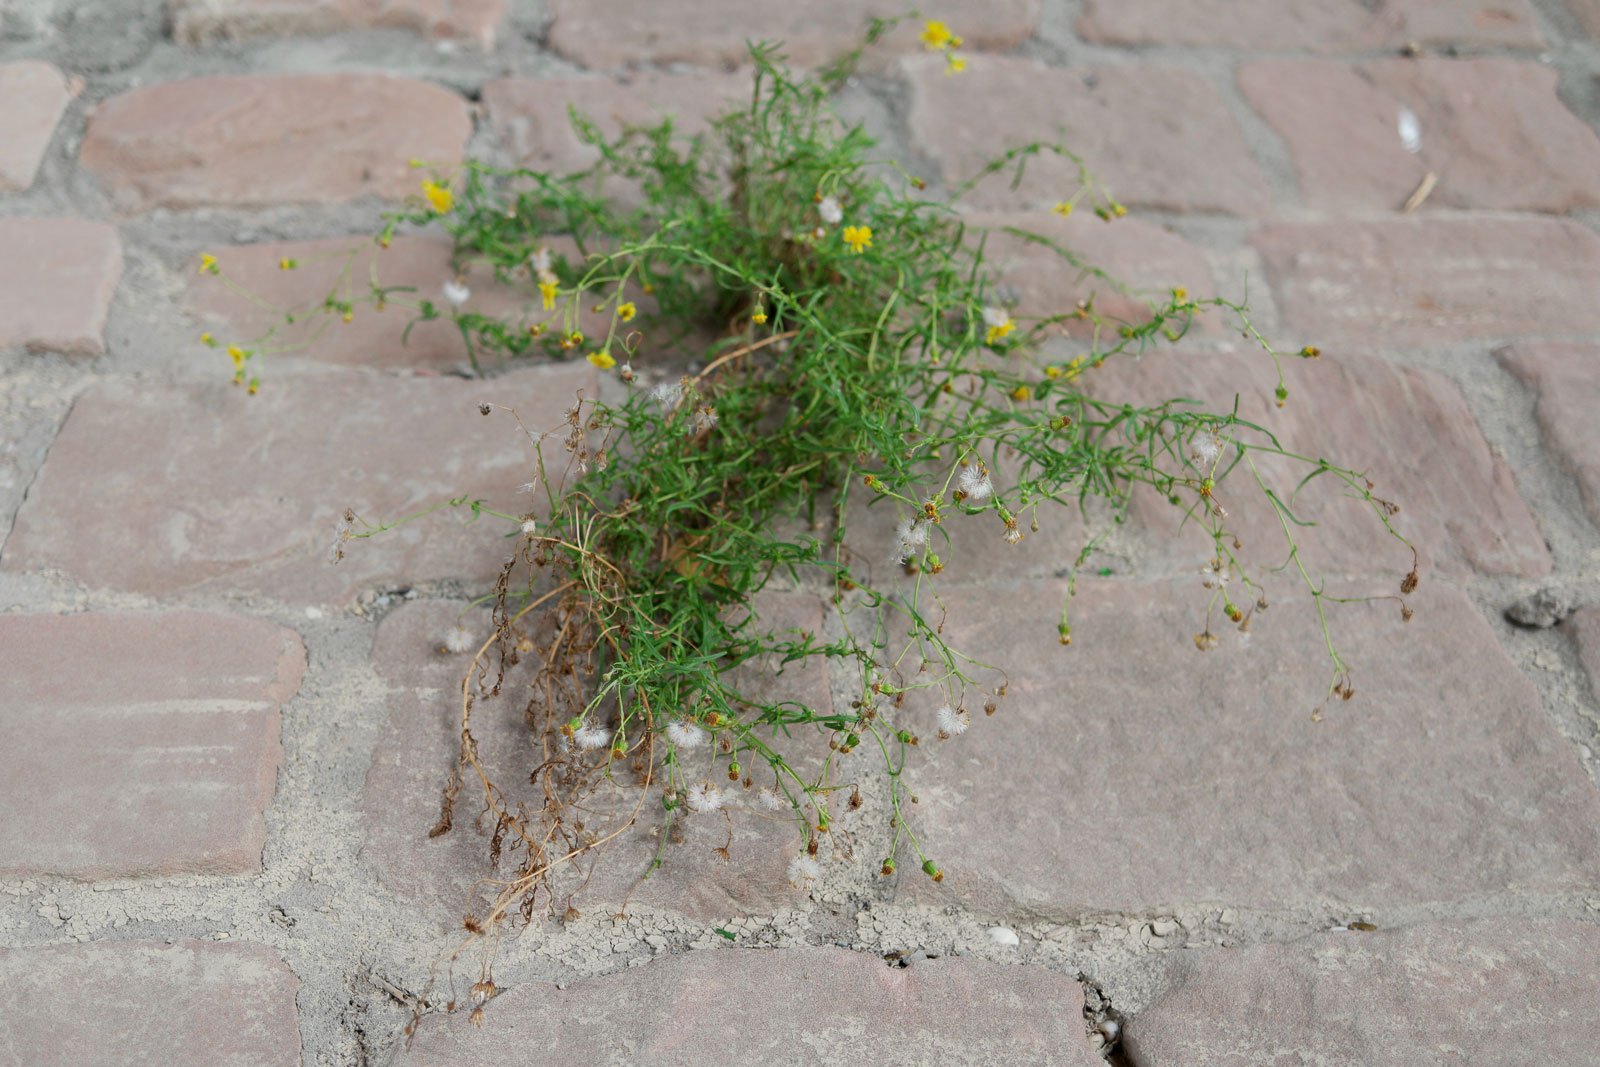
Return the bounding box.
[818,195,843,225]
[443,279,470,308]
[443,625,475,655]
[665,720,706,749]
[686,781,725,813]
[788,854,823,888]
[573,724,610,750]
[958,463,994,503]
[935,705,970,738]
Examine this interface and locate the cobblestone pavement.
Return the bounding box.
[3,1,1600,1064]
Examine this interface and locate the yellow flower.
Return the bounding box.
[1052,201,1074,218]
[1112,202,1127,217]
[752,309,768,325]
[1011,384,1031,402]
[985,320,1015,345]
[588,350,616,370]
[199,332,214,346]
[1172,286,1188,302]
[617,301,637,322]
[945,53,966,75]
[920,20,954,49]
[278,257,297,271]
[198,253,217,275]
[539,279,558,310]
[422,179,454,214]
[226,345,246,369]
[1044,365,1063,379]
[843,225,873,254]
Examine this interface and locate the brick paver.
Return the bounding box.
[1497,343,1600,528]
[1254,218,1600,346]
[360,593,832,925]
[546,0,1039,69]
[1,364,593,605]
[0,940,301,1065]
[1105,349,1553,580]
[1241,59,1600,213]
[0,611,304,878]
[0,217,122,356]
[80,73,471,211]
[483,72,748,176]
[1078,0,1543,50]
[0,60,72,192]
[896,581,1600,913]
[407,946,1101,1064]
[904,57,1270,215]
[1125,920,1600,1065]
[169,0,506,48]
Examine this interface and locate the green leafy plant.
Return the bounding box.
[201,19,1416,966]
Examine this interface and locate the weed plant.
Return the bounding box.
[200,18,1415,999]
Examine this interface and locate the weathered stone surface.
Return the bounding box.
[1240,59,1600,213]
[971,212,1221,334]
[1079,0,1542,50]
[1497,343,1600,528]
[0,611,303,879]
[80,74,471,211]
[1,363,593,605]
[546,0,1038,69]
[897,581,1600,913]
[183,233,664,370]
[905,57,1270,215]
[0,60,72,192]
[1254,218,1600,346]
[170,0,506,48]
[1106,349,1552,580]
[0,940,301,1065]
[1125,920,1600,1066]
[407,946,1100,1065]
[0,217,123,356]
[359,593,833,926]
[483,72,748,176]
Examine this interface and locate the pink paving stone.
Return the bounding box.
[1253,217,1600,346]
[482,71,749,176]
[1125,920,1600,1066]
[0,217,123,356]
[0,61,72,192]
[894,580,1600,914]
[80,73,471,212]
[0,940,301,1065]
[0,611,304,879]
[0,363,593,606]
[1103,348,1552,580]
[1078,0,1543,50]
[1240,59,1600,214]
[546,0,1038,69]
[903,57,1270,215]
[182,234,662,370]
[971,212,1222,334]
[170,0,506,48]
[407,946,1101,1065]
[1496,343,1600,528]
[359,593,833,927]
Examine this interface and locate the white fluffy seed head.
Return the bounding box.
[665,720,706,749]
[443,279,470,308]
[818,196,843,225]
[573,724,610,750]
[685,782,724,813]
[1191,432,1224,468]
[958,464,993,503]
[788,855,823,888]
[651,380,684,408]
[443,625,475,654]
[530,247,553,272]
[755,787,785,811]
[520,518,538,535]
[981,305,1010,328]
[936,705,970,738]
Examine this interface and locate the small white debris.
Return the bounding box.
[1397,106,1422,154]
[987,925,1020,947]
[304,606,323,620]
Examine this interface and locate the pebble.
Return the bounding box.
[987,926,1020,947]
